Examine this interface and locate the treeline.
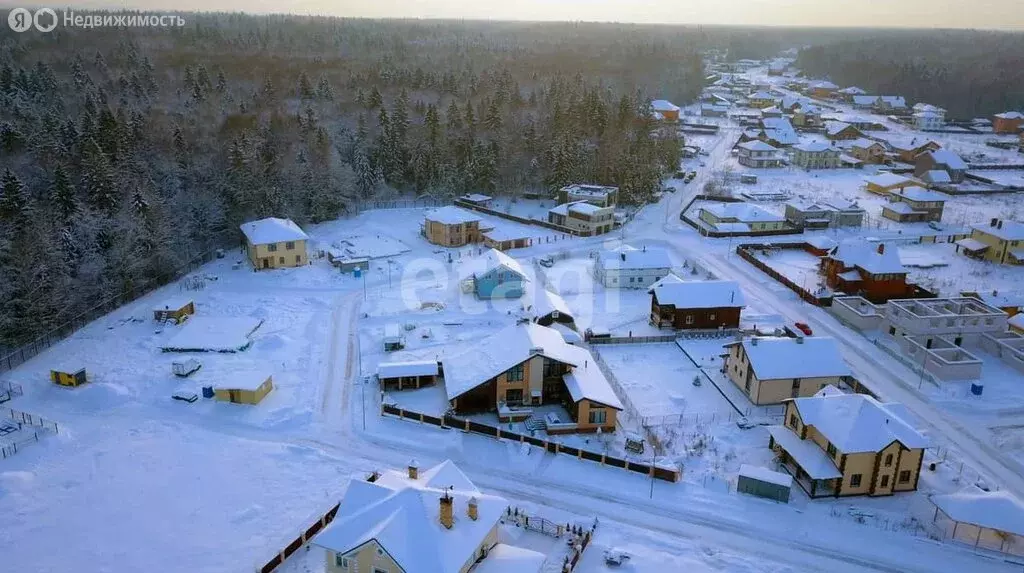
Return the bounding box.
[796,29,1024,118]
[0,14,709,348]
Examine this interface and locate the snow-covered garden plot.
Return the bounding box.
[327,233,411,259]
[748,246,830,293]
[0,419,352,573]
[160,315,264,352]
[901,242,1024,296]
[595,343,736,420]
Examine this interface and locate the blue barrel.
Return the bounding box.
[971,383,984,396]
[353,267,362,279]
[202,386,215,399]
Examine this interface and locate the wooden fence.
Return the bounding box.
[735,243,834,307]
[0,249,219,375]
[678,195,804,239]
[380,404,681,482]
[453,199,588,236]
[257,502,341,573]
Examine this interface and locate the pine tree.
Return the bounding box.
[316,74,334,100]
[484,99,503,131]
[298,71,314,99]
[51,165,77,222]
[80,138,117,213]
[368,87,383,109]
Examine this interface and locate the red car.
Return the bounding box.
[794,322,813,336]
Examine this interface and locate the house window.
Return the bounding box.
[899,470,912,483]
[884,453,893,467]
[278,256,285,264]
[335,555,349,568]
[296,255,302,263]
[880,475,890,488]
[505,388,523,404]
[850,474,862,487]
[286,241,295,250]
[709,313,716,321]
[374,569,389,573]
[588,408,607,425]
[507,364,524,382]
[788,413,798,429]
[791,378,801,397]
[826,442,837,458]
[685,315,694,325]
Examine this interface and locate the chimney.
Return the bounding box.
[467,496,479,521]
[642,245,647,252]
[620,252,626,261]
[529,346,544,355]
[439,489,454,529]
[991,218,999,228]
[877,243,885,255]
[407,459,419,480]
[998,221,1004,230]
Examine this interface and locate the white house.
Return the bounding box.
[595,246,673,289]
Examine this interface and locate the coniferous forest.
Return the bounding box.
[0,16,713,348]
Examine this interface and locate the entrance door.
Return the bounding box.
[229,390,241,403]
[262,258,270,269]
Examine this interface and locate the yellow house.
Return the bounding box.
[958,219,1024,265]
[768,387,928,497]
[153,297,195,324]
[50,368,88,387]
[443,323,622,433]
[698,203,787,233]
[424,206,483,247]
[863,173,921,195]
[214,373,273,405]
[312,460,544,573]
[724,337,852,405]
[240,217,309,270]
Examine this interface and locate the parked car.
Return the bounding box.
[794,322,813,336]
[538,256,554,267]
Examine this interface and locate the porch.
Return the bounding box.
[768,426,842,498]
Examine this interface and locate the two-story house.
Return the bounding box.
[424,206,483,247]
[821,242,918,302]
[993,111,1024,134]
[548,201,615,236]
[849,138,887,165]
[881,187,948,223]
[595,245,673,289]
[747,91,777,109]
[824,121,863,141]
[443,323,622,433]
[791,141,840,169]
[784,199,865,229]
[737,140,783,168]
[312,460,545,573]
[767,387,928,498]
[915,150,968,184]
[723,337,852,405]
[240,217,309,270]
[958,219,1024,265]
[558,183,619,208]
[649,277,744,329]
[912,104,946,130]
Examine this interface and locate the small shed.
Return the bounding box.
[740,174,758,184]
[383,324,405,352]
[460,193,493,207]
[378,360,441,390]
[50,368,88,388]
[172,358,202,377]
[482,229,531,251]
[930,490,1024,556]
[153,298,195,324]
[339,257,370,274]
[737,464,792,503]
[214,373,273,405]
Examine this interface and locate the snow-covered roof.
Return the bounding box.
[471,249,528,281]
[927,149,968,171]
[914,111,943,119]
[894,187,948,203]
[792,390,928,453]
[955,238,990,252]
[810,80,838,90]
[524,289,572,320]
[483,228,529,242]
[313,461,506,573]
[878,95,907,108]
[805,236,839,251]
[738,140,778,152]
[461,193,492,203]
[471,544,545,573]
[702,202,784,223]
[567,202,606,216]
[838,86,866,95]
[219,372,271,391]
[598,246,673,271]
[914,103,945,113]
[863,172,916,189]
[562,183,617,198]
[240,217,308,245]
[562,359,623,410]
[737,337,851,380]
[932,490,1024,537]
[851,138,884,150]
[760,117,799,145]
[647,273,685,291]
[153,297,193,312]
[793,141,833,153]
[972,220,1024,241]
[883,202,921,215]
[442,323,583,401]
[738,464,793,488]
[923,170,952,184]
[425,206,482,225]
[824,121,856,136]
[766,426,843,480]
[378,361,439,379]
[852,95,878,106]
[829,242,906,275]
[651,99,680,112]
[1010,314,1024,331]
[749,91,775,100]
[651,280,745,309]
[995,111,1024,120]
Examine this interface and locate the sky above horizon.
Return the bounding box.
[10,0,1024,30]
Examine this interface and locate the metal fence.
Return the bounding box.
[0,249,219,375]
[1,407,59,460]
[0,381,23,404]
[256,502,341,573]
[641,406,782,428]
